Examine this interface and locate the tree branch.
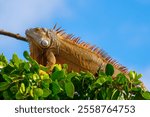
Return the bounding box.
[0,29,28,42]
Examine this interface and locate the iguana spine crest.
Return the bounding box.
[52,25,128,74]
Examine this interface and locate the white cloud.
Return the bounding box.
[0,0,72,32]
[0,0,72,59]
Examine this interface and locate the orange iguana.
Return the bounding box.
[25,26,128,77]
[0,26,128,77]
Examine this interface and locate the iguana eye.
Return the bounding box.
[41,40,50,48]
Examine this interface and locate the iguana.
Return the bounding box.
[24,26,128,77]
[0,26,128,77]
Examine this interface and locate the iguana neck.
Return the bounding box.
[29,41,47,66]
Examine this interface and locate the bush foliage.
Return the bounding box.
[0,51,150,100]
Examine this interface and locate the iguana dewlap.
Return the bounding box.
[25,27,128,77]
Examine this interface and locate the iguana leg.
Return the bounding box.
[46,51,56,73]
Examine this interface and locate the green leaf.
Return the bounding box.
[33,73,40,81]
[30,89,34,97]
[40,65,49,72]
[0,82,10,91]
[133,81,142,85]
[101,89,107,99]
[10,85,18,94]
[0,53,8,64]
[42,89,51,98]
[65,81,74,98]
[20,83,26,94]
[0,62,6,69]
[67,72,77,81]
[42,79,52,88]
[51,70,65,81]
[53,64,62,71]
[2,64,14,74]
[137,74,142,79]
[25,86,30,94]
[105,64,114,76]
[116,74,127,85]
[142,91,150,99]
[111,90,120,100]
[2,74,12,83]
[52,80,62,95]
[23,51,39,72]
[105,88,113,100]
[12,53,19,61]
[131,87,141,92]
[129,71,136,80]
[22,62,30,72]
[34,88,43,97]
[23,51,31,60]
[10,53,22,67]
[3,91,12,100]
[95,77,106,86]
[40,73,50,80]
[16,91,24,99]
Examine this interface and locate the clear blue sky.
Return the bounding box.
[0,0,150,89]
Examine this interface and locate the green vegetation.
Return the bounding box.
[0,51,150,100]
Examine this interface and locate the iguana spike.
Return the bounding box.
[56,29,65,34]
[55,27,62,32]
[72,37,80,43]
[53,23,57,30]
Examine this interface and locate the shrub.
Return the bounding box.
[0,51,150,100]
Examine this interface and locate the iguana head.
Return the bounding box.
[25,28,57,49]
[25,27,60,66]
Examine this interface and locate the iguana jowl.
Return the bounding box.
[25,26,128,77]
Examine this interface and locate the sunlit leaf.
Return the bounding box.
[65,81,74,98]
[20,83,26,94]
[42,89,51,98]
[51,70,65,81]
[0,53,8,64]
[142,91,150,100]
[34,88,43,97]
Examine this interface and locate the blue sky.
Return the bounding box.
[0,0,150,89]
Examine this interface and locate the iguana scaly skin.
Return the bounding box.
[25,26,128,77]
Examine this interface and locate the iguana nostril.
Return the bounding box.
[41,40,49,47]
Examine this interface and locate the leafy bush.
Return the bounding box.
[0,51,150,100]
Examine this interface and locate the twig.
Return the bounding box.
[0,29,28,42]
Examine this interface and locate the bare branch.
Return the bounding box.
[0,29,28,42]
